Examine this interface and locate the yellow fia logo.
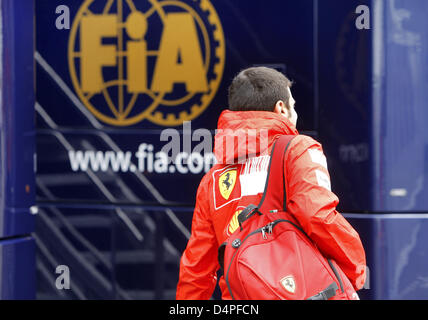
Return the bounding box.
[219,169,237,200]
[68,0,225,126]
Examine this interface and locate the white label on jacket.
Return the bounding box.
[239,155,270,197]
[308,148,328,170]
[315,169,331,191]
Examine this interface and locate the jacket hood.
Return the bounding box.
[214,110,299,164]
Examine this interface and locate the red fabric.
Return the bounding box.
[222,136,358,300]
[176,110,366,300]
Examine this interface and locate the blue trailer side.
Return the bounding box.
[320,0,428,299]
[0,0,36,299]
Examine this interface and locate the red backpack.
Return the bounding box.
[218,135,358,300]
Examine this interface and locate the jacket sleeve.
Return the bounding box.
[285,136,367,290]
[176,174,219,300]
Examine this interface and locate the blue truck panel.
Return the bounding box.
[346,214,428,300]
[1,0,35,237]
[0,0,36,299]
[372,0,428,212]
[0,237,35,300]
[318,0,373,212]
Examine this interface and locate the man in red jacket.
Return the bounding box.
[176,67,366,300]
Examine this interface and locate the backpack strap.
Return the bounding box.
[307,282,339,300]
[236,135,296,226]
[258,135,296,213]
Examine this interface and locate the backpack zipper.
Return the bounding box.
[261,219,307,239]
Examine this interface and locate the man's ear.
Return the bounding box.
[274,100,288,116]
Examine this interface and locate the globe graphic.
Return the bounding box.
[68,0,225,127]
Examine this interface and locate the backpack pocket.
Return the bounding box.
[229,219,342,300]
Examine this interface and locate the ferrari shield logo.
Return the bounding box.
[219,170,237,200]
[280,276,296,294]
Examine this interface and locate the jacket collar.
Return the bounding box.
[214,110,299,164]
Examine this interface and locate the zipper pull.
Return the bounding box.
[267,222,273,234]
[261,227,267,240]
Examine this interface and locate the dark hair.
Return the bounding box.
[228,67,292,112]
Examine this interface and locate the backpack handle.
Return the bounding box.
[237,204,261,231]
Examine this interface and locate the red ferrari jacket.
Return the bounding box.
[176,110,366,300]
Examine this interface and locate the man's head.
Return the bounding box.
[228,67,298,126]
